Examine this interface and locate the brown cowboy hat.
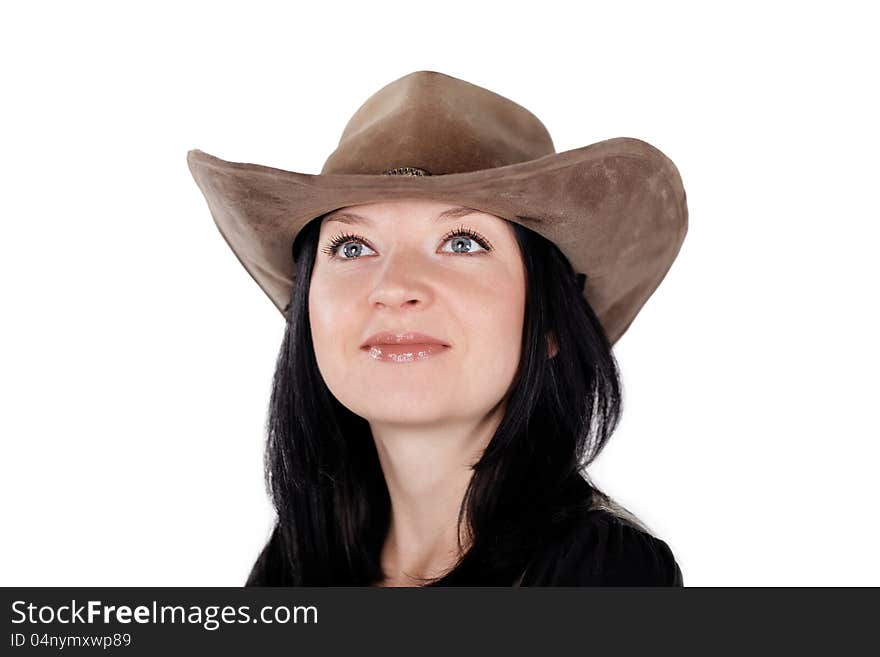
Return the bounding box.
[186,70,688,346]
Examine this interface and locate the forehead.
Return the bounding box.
[323,201,499,228]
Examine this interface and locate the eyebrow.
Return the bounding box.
[324,205,483,227]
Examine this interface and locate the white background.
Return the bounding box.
[1,1,877,586]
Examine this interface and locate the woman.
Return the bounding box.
[186,70,688,586]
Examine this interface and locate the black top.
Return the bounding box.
[419,473,683,587]
[514,508,683,586]
[246,473,684,587]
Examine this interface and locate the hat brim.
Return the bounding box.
[186,136,687,346]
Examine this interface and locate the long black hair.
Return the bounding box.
[245,211,648,586]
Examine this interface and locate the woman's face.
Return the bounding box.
[308,199,526,427]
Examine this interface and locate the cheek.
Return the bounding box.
[466,282,523,344]
[455,269,525,386]
[308,277,361,369]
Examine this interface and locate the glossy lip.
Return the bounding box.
[362,342,450,363]
[360,330,451,348]
[360,330,452,363]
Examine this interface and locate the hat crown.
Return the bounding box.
[320,71,556,176]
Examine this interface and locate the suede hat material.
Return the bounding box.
[186,70,688,346]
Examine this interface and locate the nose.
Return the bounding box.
[365,250,434,309]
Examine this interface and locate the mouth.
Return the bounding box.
[360,343,451,363]
[361,330,451,349]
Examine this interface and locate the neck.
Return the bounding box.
[368,409,503,584]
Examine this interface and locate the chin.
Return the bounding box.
[363,405,449,425]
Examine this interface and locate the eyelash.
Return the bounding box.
[321,225,493,261]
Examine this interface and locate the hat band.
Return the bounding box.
[382,166,432,176]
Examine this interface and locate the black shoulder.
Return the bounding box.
[521,510,683,587]
[589,513,684,586]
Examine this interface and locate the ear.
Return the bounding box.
[545,330,559,359]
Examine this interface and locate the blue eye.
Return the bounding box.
[321,231,373,260]
[321,226,493,261]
